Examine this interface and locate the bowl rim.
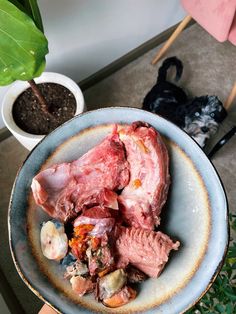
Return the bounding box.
[8,106,229,314]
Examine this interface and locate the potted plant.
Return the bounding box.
[1,0,85,150]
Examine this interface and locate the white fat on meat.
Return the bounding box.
[74,215,115,237]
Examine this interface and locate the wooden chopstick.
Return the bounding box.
[224,81,236,110]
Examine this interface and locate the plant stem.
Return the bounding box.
[28,79,49,115]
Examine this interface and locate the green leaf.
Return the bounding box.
[8,0,26,13]
[224,290,236,301]
[0,0,48,85]
[22,0,44,32]
[215,303,225,313]
[230,261,236,269]
[8,0,44,32]
[226,303,233,314]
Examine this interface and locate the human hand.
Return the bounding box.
[38,304,58,314]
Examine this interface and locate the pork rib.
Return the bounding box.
[31,129,129,222]
[118,121,170,230]
[115,226,179,278]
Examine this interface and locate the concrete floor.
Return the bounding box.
[0,23,236,313]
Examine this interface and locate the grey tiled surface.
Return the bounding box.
[0,138,42,313]
[0,23,235,313]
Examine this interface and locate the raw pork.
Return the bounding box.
[115,226,179,278]
[74,206,115,237]
[31,129,129,221]
[119,121,170,229]
[70,276,94,296]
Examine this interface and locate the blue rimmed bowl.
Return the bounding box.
[9,107,228,314]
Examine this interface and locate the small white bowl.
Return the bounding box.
[1,72,85,150]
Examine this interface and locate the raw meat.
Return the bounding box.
[119,121,170,230]
[115,226,179,278]
[70,276,94,296]
[31,129,129,221]
[74,206,115,237]
[88,244,115,276]
[102,286,137,308]
[35,121,179,307]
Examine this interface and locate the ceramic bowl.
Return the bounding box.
[9,107,228,314]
